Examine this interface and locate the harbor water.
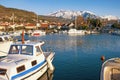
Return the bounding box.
[29,33,120,80]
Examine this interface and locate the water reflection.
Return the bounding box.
[38,69,54,80]
[41,34,120,54]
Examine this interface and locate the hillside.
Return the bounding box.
[0,5,70,23]
[0,5,37,22]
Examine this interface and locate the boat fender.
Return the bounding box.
[46,57,54,71]
[101,56,105,62]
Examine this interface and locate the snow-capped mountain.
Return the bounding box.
[48,10,98,19]
[101,15,119,21]
[48,10,120,21]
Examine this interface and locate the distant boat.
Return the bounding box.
[89,30,99,34]
[111,30,120,36]
[68,29,86,35]
[31,30,46,36]
[0,32,55,80]
[100,58,120,80]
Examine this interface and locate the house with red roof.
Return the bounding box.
[40,23,49,30]
[0,22,9,30]
[25,23,36,30]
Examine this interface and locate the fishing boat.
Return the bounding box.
[100,58,120,80]
[0,31,55,80]
[111,30,120,36]
[0,35,13,57]
[68,29,86,35]
[31,30,46,36]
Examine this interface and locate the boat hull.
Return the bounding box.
[22,63,48,80]
[100,58,120,80]
[13,62,48,80]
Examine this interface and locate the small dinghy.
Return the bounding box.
[100,58,120,80]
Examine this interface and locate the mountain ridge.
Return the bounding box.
[0,5,119,24]
[48,10,119,21]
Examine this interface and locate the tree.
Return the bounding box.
[76,16,88,30]
[90,18,102,29]
[111,23,120,29]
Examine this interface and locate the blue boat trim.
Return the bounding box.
[11,60,46,80]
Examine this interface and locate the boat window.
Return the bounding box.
[17,65,25,73]
[4,37,9,41]
[9,45,19,54]
[0,38,3,42]
[21,45,33,55]
[0,68,7,75]
[31,60,37,66]
[35,46,42,56]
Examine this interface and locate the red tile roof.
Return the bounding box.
[25,23,36,27]
[40,23,48,28]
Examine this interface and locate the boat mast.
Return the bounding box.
[36,15,39,29]
[22,30,25,44]
[12,13,15,31]
[75,16,77,29]
[12,13,14,25]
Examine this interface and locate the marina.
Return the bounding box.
[0,0,120,80]
[0,32,120,80]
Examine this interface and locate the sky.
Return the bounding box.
[0,0,120,17]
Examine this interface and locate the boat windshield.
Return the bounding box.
[21,45,33,55]
[9,45,33,55]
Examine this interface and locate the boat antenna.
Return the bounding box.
[22,30,25,44]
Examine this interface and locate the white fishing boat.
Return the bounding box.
[0,35,13,56]
[68,29,86,35]
[100,58,120,80]
[111,30,120,36]
[0,32,55,80]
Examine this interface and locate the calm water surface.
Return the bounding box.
[32,33,120,80]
